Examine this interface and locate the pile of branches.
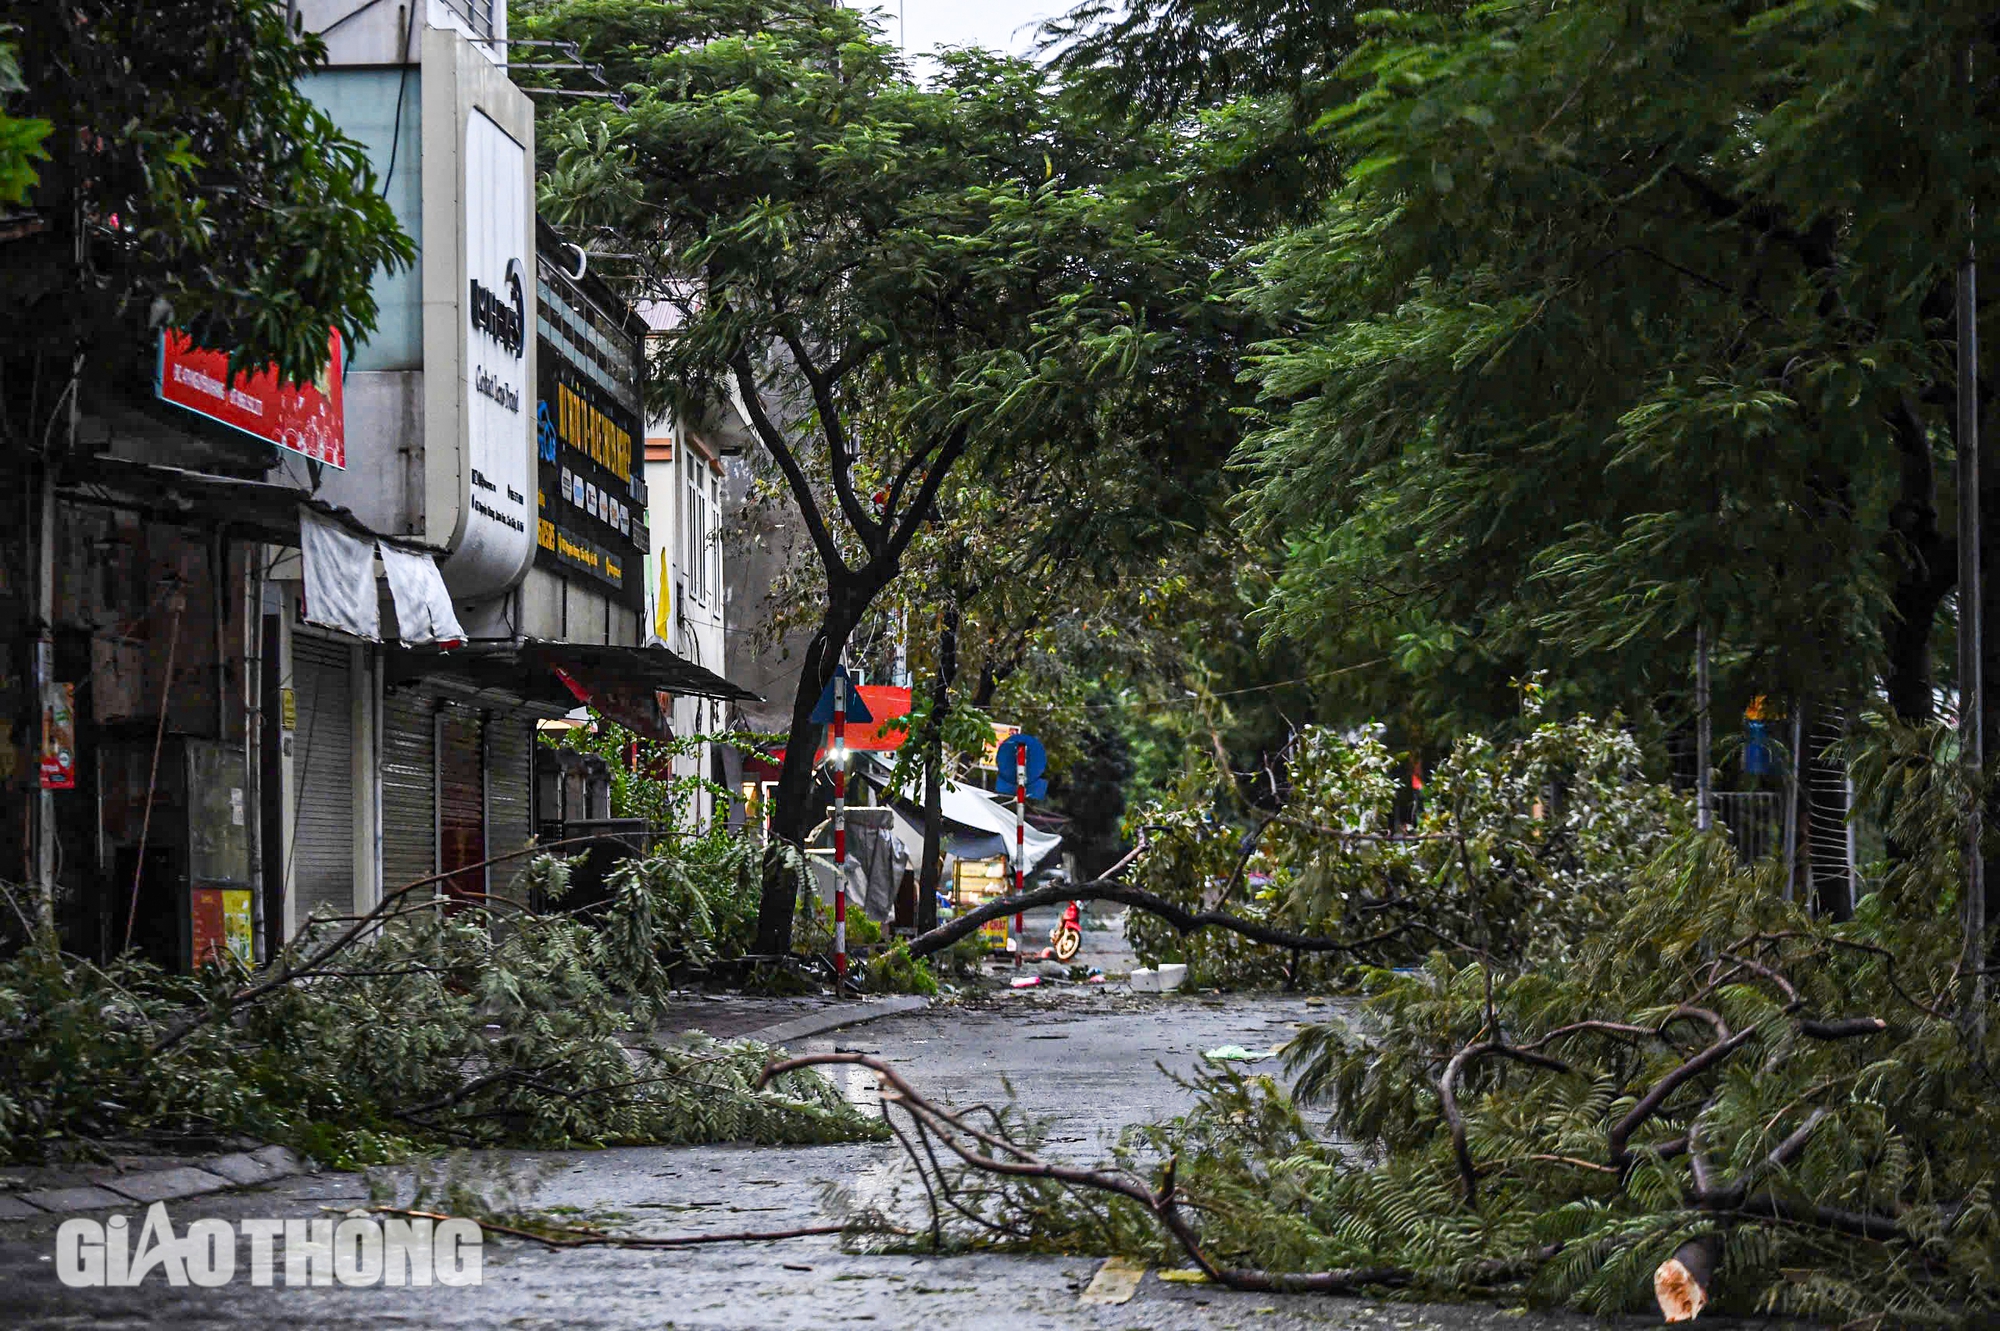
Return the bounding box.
[906,703,1689,986]
[876,711,2000,1323]
[0,838,882,1164]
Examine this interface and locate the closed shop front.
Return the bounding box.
[437,705,485,901]
[380,688,437,894]
[484,714,536,896]
[290,634,354,930]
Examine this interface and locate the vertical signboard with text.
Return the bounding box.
[439,105,535,600]
[533,244,648,615]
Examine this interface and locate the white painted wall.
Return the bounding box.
[643,425,729,829]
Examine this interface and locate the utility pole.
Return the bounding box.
[1695,623,1713,833]
[1958,101,1985,1018]
[31,454,56,936]
[831,665,849,993]
[1012,745,1026,968]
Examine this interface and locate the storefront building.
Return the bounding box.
[4,8,752,970]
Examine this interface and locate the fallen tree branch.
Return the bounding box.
[149,833,648,1056]
[903,867,1413,962]
[760,1050,1557,1297]
[1438,1040,1573,1207]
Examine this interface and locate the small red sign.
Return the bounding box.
[157,329,346,469]
[190,888,227,968]
[38,680,74,790]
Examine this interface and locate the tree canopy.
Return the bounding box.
[522,0,1249,948]
[1052,0,1996,760]
[1,0,412,441]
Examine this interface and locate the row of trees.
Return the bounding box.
[523,0,2000,946]
[521,0,1258,950]
[19,0,1999,949]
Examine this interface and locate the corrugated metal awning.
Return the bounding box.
[57,454,416,550]
[386,639,757,734]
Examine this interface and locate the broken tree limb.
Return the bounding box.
[147,832,661,1055]
[902,875,1413,962]
[759,1050,1558,1297]
[1609,1029,1756,1169]
[1437,1040,1573,1207]
[1654,1235,1718,1322]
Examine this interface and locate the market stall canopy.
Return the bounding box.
[936,780,1062,870]
[877,783,1064,875]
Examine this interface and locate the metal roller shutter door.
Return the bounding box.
[380,689,436,894]
[437,707,485,901]
[290,635,353,932]
[484,714,535,896]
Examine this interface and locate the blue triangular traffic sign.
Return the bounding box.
[809,665,874,724]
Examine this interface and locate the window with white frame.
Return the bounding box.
[684,448,704,604]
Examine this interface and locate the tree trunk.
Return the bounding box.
[917,597,959,934]
[753,601,862,956]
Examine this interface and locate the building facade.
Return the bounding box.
[5,5,749,971]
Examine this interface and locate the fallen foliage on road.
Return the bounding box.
[845,709,2000,1324]
[0,836,884,1164]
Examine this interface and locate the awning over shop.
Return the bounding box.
[56,454,402,550]
[386,639,758,738]
[62,455,468,648]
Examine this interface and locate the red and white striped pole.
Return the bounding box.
[1013,748,1026,967]
[832,670,848,992]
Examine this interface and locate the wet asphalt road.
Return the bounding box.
[0,984,1610,1331]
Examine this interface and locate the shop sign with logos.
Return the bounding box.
[156,329,345,468]
[533,249,646,613]
[440,108,535,599]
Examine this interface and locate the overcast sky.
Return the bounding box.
[852,0,1073,63]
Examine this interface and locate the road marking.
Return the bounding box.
[1079,1255,1146,1304]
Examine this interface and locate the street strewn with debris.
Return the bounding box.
[12,0,2000,1320]
[0,987,1592,1331]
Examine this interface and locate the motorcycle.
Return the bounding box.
[1048,899,1082,962]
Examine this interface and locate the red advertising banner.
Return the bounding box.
[157,329,346,469]
[38,679,74,790]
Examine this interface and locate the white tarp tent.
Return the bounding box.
[852,752,1064,879]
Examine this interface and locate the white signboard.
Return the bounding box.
[441,108,533,599]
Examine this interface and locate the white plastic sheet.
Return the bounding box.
[377,542,466,647]
[298,507,380,641]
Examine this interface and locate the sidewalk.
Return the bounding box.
[0,993,930,1222]
[0,1144,307,1219]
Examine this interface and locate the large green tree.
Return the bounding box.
[524,0,1239,952]
[0,0,412,447]
[1062,0,1997,756]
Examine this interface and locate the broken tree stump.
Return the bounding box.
[1654,1235,1718,1322]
